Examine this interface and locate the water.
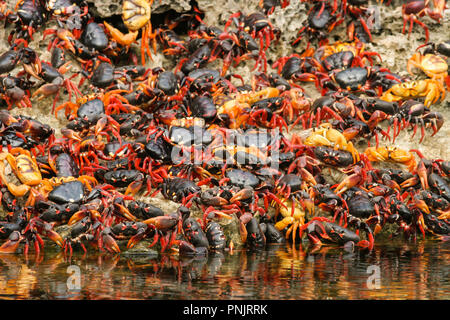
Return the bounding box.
[0,239,448,300]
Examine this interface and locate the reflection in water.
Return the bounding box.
[0,240,448,300]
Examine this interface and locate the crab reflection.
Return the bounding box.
[0,240,447,299]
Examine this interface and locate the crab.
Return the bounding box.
[54,89,133,119]
[0,148,42,203]
[364,146,418,172]
[119,0,155,65]
[103,21,139,51]
[0,148,96,206]
[274,198,307,244]
[402,0,446,43]
[407,52,450,88]
[333,165,367,195]
[216,87,281,129]
[313,39,382,67]
[304,123,360,163]
[380,79,446,107]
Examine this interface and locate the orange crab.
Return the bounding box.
[54,89,138,119]
[216,87,280,129]
[314,39,381,66]
[216,99,251,129]
[380,79,445,107]
[364,146,417,172]
[234,87,280,105]
[407,52,450,88]
[103,22,139,50]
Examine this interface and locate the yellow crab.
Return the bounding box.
[407,52,450,88]
[0,148,42,199]
[103,0,155,65]
[380,79,446,107]
[274,199,307,244]
[0,148,97,206]
[304,123,360,163]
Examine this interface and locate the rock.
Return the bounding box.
[120,239,159,257]
[266,0,309,59]
[86,0,192,18]
[196,0,260,25]
[54,224,72,240]
[220,213,245,249]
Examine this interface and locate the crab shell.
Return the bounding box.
[122,0,151,31]
[407,53,448,80]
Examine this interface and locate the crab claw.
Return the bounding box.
[417,214,426,239]
[334,173,362,195]
[416,160,429,190]
[275,216,295,231]
[104,21,138,47]
[45,229,64,248]
[239,212,253,243]
[400,176,419,188]
[176,240,208,256]
[102,233,121,253]
[124,180,144,196]
[356,240,371,249]
[367,232,374,250]
[126,232,144,249]
[373,223,383,235]
[143,216,178,231]
[366,110,388,130]
[239,220,248,243]
[414,198,430,214]
[3,183,31,198]
[32,79,63,100]
[383,179,401,193]
[0,231,23,253]
[306,233,323,247]
[205,196,229,206]
[299,168,317,186]
[31,219,64,248]
[61,128,82,141]
[23,62,42,81]
[436,209,450,220]
[229,188,254,203]
[128,225,155,249]
[203,206,233,223]
[115,203,137,221]
[68,210,87,226]
[300,197,315,216]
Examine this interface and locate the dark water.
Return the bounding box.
[0,239,448,300]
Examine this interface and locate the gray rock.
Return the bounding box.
[120,239,159,257]
[86,0,192,18]
[220,213,245,249]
